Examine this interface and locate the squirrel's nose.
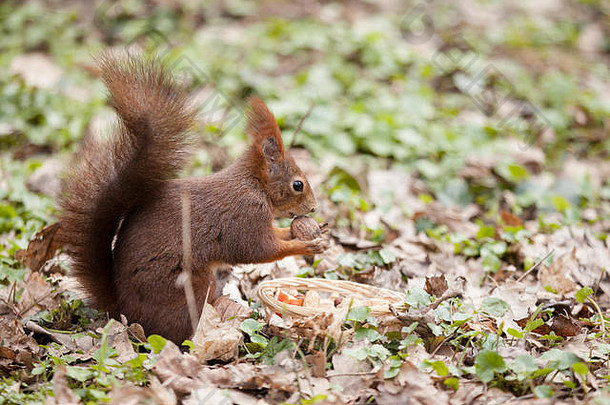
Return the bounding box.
[310,206,316,213]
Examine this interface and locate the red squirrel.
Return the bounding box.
[58,54,327,343]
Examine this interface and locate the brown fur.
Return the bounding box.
[58,54,325,343]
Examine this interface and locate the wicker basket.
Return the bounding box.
[257,277,407,317]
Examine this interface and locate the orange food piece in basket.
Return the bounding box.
[278,291,304,306]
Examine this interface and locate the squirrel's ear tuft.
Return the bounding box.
[246,97,285,157]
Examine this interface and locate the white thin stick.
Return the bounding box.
[517,249,555,282]
[181,186,198,335]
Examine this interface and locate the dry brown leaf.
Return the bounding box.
[326,347,375,400]
[183,385,235,405]
[0,316,38,354]
[154,341,202,396]
[200,363,297,392]
[538,249,579,295]
[450,381,486,404]
[17,271,58,318]
[501,210,523,227]
[191,303,242,362]
[15,223,62,273]
[45,365,80,405]
[550,314,583,337]
[267,308,349,350]
[108,385,168,405]
[108,376,178,405]
[99,320,138,363]
[0,316,38,373]
[424,274,449,297]
[376,361,449,405]
[488,280,537,329]
[305,350,327,377]
[213,295,252,323]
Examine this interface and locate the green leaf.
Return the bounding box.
[260,336,294,365]
[572,362,588,377]
[509,355,538,380]
[507,328,523,339]
[533,385,553,398]
[426,360,449,376]
[598,344,610,355]
[355,327,381,342]
[482,241,507,256]
[404,288,433,309]
[66,366,94,382]
[379,248,396,264]
[125,354,147,368]
[181,340,195,351]
[240,318,264,336]
[496,163,530,182]
[524,318,545,334]
[476,224,495,240]
[480,297,510,317]
[551,195,570,212]
[444,377,459,390]
[344,346,368,361]
[540,349,583,370]
[369,344,391,361]
[481,252,501,273]
[475,349,506,383]
[147,335,167,354]
[301,394,329,405]
[250,334,269,346]
[347,306,370,322]
[507,164,530,181]
[384,367,401,379]
[575,287,593,304]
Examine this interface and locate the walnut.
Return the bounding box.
[290,216,321,240]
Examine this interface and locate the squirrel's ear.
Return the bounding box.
[246,97,285,167]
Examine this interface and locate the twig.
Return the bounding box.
[517,249,554,282]
[429,334,454,357]
[593,267,607,295]
[587,296,607,339]
[327,371,378,377]
[180,186,199,335]
[289,104,314,149]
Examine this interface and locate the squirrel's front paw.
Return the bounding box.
[303,237,329,255]
[319,222,329,234]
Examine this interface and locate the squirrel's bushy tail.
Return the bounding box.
[59,53,196,312]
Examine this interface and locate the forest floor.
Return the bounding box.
[1,0,610,404]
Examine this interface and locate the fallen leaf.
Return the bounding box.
[500,210,523,227]
[191,303,242,363]
[376,361,449,405]
[15,223,62,273]
[0,316,38,373]
[46,365,80,405]
[213,295,252,323]
[17,271,58,318]
[424,274,449,297]
[154,341,202,396]
[538,249,579,295]
[200,362,298,392]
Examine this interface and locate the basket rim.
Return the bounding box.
[257,277,406,317]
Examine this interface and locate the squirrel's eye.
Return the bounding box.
[292,180,304,192]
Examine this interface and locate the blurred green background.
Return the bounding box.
[1,0,609,256]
